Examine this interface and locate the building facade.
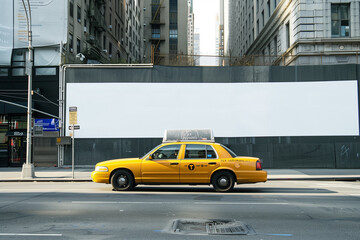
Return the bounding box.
[226,0,360,66]
[194,28,201,66]
[188,0,195,64]
[67,0,143,64]
[0,0,144,167]
[143,0,189,65]
[218,0,225,62]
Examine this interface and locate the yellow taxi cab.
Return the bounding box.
[91,130,267,192]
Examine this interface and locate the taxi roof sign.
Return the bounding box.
[163,129,214,143]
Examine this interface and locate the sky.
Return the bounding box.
[193,0,220,56]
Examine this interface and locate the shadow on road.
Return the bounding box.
[127,186,337,194]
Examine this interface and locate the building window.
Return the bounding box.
[273,35,278,54]
[109,13,112,30]
[169,29,178,39]
[285,22,290,49]
[11,49,26,76]
[331,4,350,37]
[267,0,270,18]
[77,5,81,23]
[152,27,160,38]
[76,38,81,54]
[69,33,73,52]
[70,2,74,18]
[109,42,112,56]
[115,19,118,37]
[169,0,178,55]
[152,0,161,22]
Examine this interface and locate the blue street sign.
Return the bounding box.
[34,118,59,131]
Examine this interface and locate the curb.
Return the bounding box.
[0,179,92,182]
[268,177,360,181]
[1,177,360,182]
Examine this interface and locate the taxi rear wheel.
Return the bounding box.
[211,171,235,192]
[111,170,135,191]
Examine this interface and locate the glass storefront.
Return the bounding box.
[9,136,26,166]
[0,119,8,167]
[0,115,27,167]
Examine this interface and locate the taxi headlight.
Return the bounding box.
[95,166,109,172]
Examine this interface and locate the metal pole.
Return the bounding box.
[72,125,75,179]
[21,0,34,178]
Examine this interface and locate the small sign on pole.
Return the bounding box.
[69,106,78,179]
[69,125,80,130]
[69,106,77,125]
[33,125,43,136]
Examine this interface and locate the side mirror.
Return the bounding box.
[148,154,153,160]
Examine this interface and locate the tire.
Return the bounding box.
[211,171,235,192]
[111,170,135,191]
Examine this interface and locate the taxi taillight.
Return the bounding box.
[256,160,262,170]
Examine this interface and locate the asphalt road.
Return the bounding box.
[0,181,359,240]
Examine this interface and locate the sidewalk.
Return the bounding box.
[0,167,360,182]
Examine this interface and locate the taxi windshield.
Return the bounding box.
[141,144,161,159]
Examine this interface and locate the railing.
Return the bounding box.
[147,52,360,66]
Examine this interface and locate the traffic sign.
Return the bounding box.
[69,106,77,125]
[33,125,43,136]
[69,125,80,130]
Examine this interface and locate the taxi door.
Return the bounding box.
[141,144,181,183]
[180,144,220,184]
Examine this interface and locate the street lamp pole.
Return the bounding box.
[21,0,35,178]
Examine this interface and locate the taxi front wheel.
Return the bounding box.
[111,170,135,191]
[211,171,235,192]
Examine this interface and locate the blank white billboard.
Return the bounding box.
[66,81,359,138]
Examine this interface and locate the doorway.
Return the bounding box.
[9,136,26,166]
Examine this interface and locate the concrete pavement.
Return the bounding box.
[0,167,359,182]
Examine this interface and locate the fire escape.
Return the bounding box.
[85,0,108,63]
[150,0,165,64]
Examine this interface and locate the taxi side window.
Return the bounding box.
[152,145,181,160]
[206,145,217,159]
[184,144,217,159]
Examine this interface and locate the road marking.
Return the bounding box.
[0,233,62,237]
[72,201,288,205]
[194,202,289,205]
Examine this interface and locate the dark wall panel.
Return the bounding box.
[272,144,335,168]
[63,137,360,169]
[335,142,360,168]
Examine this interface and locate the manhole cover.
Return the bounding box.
[163,219,256,235]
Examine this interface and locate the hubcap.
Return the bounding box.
[218,177,228,187]
[118,175,127,186]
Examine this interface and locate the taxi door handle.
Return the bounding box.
[170,162,179,165]
[208,162,217,165]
